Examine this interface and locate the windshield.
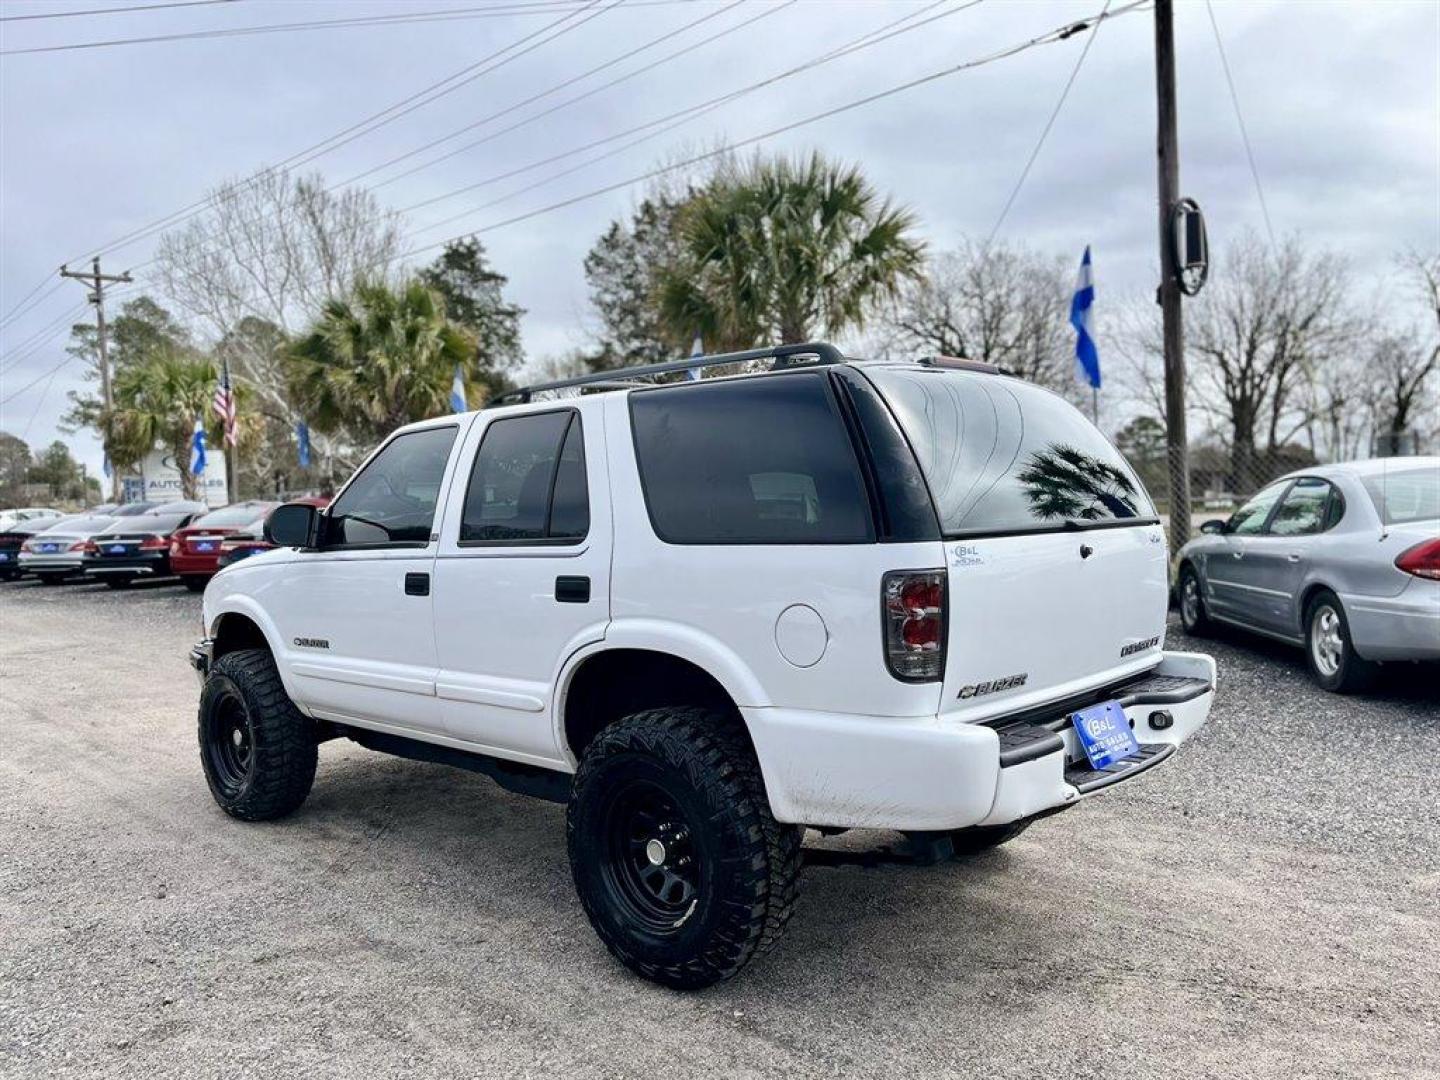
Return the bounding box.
[1363,466,1440,525]
[865,368,1155,536]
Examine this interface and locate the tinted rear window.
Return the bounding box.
[192,503,277,529]
[629,373,872,544]
[865,368,1154,536]
[1363,466,1440,525]
[110,513,190,534]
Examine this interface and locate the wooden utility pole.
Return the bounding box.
[60,258,132,503]
[1153,0,1192,555]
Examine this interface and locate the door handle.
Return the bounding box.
[1231,551,1244,559]
[555,575,590,603]
[404,572,430,596]
[1286,553,1302,562]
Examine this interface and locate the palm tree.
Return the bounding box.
[1015,444,1143,522]
[657,152,925,350]
[285,279,476,448]
[106,350,220,501]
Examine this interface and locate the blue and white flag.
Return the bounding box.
[295,422,311,469]
[1070,246,1101,390]
[450,364,467,413]
[686,331,704,380]
[189,418,207,477]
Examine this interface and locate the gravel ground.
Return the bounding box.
[1,575,1437,1080]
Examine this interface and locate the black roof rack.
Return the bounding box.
[490,341,845,406]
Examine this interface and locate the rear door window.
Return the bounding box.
[460,411,588,544]
[864,368,1154,536]
[629,373,872,544]
[1268,478,1337,536]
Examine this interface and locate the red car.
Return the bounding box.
[170,501,279,591]
[215,497,330,571]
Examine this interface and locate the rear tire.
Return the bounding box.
[182,575,207,593]
[567,706,803,990]
[198,648,317,821]
[104,574,134,590]
[37,572,68,585]
[1305,589,1377,694]
[1177,564,1212,636]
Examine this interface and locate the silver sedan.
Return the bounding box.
[1176,456,1439,692]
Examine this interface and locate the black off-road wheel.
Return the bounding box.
[1305,589,1378,694]
[567,707,803,991]
[1177,564,1212,636]
[198,648,317,821]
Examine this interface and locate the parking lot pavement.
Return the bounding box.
[1,577,1437,1080]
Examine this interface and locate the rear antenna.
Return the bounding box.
[1379,449,1390,542]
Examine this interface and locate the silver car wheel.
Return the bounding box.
[1181,575,1200,627]
[1310,604,1344,677]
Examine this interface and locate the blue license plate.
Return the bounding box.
[0,552,8,561]
[40,543,60,553]
[108,544,129,555]
[194,541,216,552]
[1071,700,1140,769]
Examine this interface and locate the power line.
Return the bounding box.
[397,0,974,222]
[0,0,675,56]
[0,301,92,376]
[1205,0,1276,248]
[0,0,242,22]
[1,277,64,330]
[985,0,1112,246]
[70,0,617,264]
[115,0,970,286]
[341,0,765,191]
[400,0,1149,262]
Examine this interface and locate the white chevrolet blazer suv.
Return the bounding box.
[192,342,1216,989]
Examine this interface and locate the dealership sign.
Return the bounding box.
[137,448,228,507]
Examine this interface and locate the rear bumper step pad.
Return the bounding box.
[1064,741,1175,793]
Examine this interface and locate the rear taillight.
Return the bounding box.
[1395,538,1440,581]
[882,569,946,682]
[140,535,168,550]
[20,540,35,552]
[67,540,87,551]
[80,540,97,554]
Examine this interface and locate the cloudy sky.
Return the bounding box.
[1,0,1436,483]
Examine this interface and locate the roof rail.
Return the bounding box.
[490,341,846,406]
[915,355,1003,375]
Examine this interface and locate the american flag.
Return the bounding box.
[212,371,237,447]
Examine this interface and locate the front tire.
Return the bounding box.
[567,707,803,990]
[1177,564,1212,636]
[1305,590,1377,694]
[198,648,317,820]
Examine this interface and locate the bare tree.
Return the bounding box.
[154,169,404,470]
[1362,252,1440,454]
[1182,233,1356,489]
[875,239,1073,391]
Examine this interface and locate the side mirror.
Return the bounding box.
[264,503,321,548]
[1200,518,1228,535]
